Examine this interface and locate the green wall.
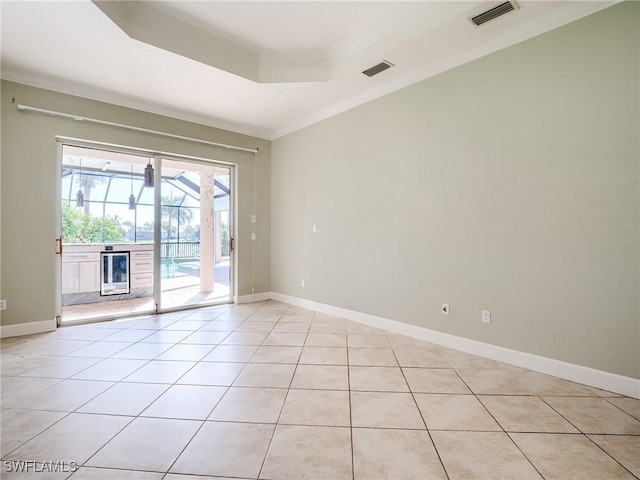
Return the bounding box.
[271,2,639,378]
[0,81,271,327]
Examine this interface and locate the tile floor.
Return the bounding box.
[1,300,639,479]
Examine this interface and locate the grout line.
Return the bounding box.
[446,363,547,478]
[0,410,75,460]
[502,430,548,479]
[539,397,589,435]
[602,396,640,422]
[583,432,639,478]
[163,417,210,477]
[392,346,451,480]
[255,305,296,480]
[533,397,637,476]
[77,413,138,471]
[346,331,356,480]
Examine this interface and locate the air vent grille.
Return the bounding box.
[362,60,394,77]
[470,1,517,26]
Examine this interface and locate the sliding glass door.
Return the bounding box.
[159,158,232,310]
[58,143,233,324]
[59,145,157,323]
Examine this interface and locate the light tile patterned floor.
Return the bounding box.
[1,300,639,479]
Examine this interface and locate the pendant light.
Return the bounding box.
[128,165,136,210]
[75,158,84,207]
[144,160,154,187]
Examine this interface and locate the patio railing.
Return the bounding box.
[161,241,200,259]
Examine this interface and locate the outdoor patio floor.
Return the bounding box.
[62,261,230,323]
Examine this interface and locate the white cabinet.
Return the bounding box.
[61,251,99,294]
[62,245,154,294]
[79,262,100,292]
[130,250,154,288]
[61,263,78,294]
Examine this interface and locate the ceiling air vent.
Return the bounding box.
[470,1,518,27]
[362,60,394,78]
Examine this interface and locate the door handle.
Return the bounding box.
[55,236,63,255]
[230,237,234,253]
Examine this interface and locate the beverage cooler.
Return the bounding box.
[100,251,130,295]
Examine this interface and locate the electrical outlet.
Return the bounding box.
[0,300,6,311]
[250,215,256,224]
[441,303,449,316]
[251,233,256,240]
[482,310,491,324]
[301,279,305,287]
[312,224,317,234]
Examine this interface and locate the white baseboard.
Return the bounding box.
[270,292,640,399]
[0,319,57,339]
[236,292,272,304]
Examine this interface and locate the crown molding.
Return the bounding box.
[93,0,335,83]
[270,0,620,140]
[93,1,260,81]
[91,1,487,85]
[6,1,620,141]
[329,2,481,64]
[1,71,273,140]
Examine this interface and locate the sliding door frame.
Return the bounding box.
[154,153,236,314]
[56,137,237,325]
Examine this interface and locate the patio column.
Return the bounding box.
[200,169,215,292]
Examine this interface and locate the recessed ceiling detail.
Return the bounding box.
[91,0,469,84]
[2,1,619,139]
[93,0,266,83]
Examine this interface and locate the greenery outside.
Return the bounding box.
[62,203,125,243]
[62,171,230,254]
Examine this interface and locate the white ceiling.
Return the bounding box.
[1,1,616,140]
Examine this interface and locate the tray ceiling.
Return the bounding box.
[0,1,617,139]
